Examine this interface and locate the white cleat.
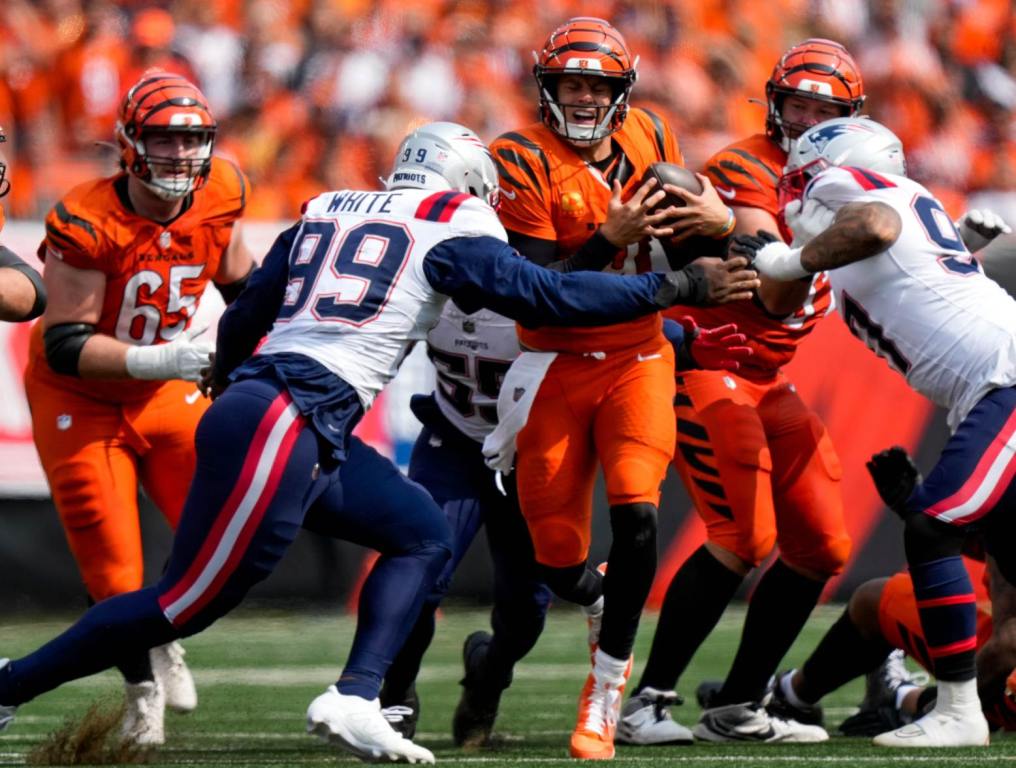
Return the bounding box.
[873,708,990,748]
[616,687,693,745]
[0,659,15,733]
[151,641,198,713]
[307,685,435,764]
[121,679,166,746]
[694,702,829,743]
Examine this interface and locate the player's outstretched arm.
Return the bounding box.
[742,202,902,280]
[0,245,45,321]
[423,236,756,327]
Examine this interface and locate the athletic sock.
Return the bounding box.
[797,609,894,704]
[635,545,742,694]
[715,558,824,705]
[911,556,977,682]
[597,503,657,661]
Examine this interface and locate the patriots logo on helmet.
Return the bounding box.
[806,122,872,154]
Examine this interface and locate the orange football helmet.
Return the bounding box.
[116,69,216,200]
[533,17,638,144]
[0,125,9,199]
[766,39,865,151]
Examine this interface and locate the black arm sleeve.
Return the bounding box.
[43,323,95,376]
[0,245,47,320]
[507,228,620,273]
[214,263,255,305]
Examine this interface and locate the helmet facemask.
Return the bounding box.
[130,128,215,201]
[533,17,638,146]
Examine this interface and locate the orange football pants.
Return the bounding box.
[672,368,850,574]
[516,336,676,568]
[878,558,993,673]
[25,375,208,601]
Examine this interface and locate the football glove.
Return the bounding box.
[728,229,779,263]
[125,325,214,382]
[679,316,753,372]
[955,209,1012,253]
[784,198,837,247]
[866,446,922,513]
[731,230,810,281]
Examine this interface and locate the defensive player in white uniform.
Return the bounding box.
[0,122,758,763]
[739,116,1015,747]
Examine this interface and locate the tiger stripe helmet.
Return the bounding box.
[766,39,865,151]
[116,69,217,200]
[533,17,638,144]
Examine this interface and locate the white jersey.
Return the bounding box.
[427,304,520,442]
[258,188,507,408]
[806,166,1016,430]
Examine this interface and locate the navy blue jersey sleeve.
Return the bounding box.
[213,223,298,382]
[663,317,696,370]
[422,236,664,328]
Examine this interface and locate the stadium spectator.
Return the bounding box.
[0,125,45,322]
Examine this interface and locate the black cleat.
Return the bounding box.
[696,679,723,710]
[452,631,505,747]
[766,672,824,727]
[379,683,420,739]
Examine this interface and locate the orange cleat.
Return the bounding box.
[569,651,634,760]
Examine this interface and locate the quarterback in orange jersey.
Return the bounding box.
[0,126,46,322]
[491,17,757,760]
[619,39,867,745]
[22,71,253,745]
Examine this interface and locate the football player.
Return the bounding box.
[0,121,755,764]
[22,70,254,744]
[0,126,46,322]
[620,39,864,745]
[743,116,1015,746]
[490,18,748,759]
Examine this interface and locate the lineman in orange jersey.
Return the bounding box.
[23,71,253,745]
[0,126,46,322]
[490,17,756,760]
[618,39,866,744]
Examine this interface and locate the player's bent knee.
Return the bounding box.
[785,535,852,577]
[530,520,587,568]
[904,512,965,564]
[726,530,776,568]
[848,578,890,638]
[609,502,657,549]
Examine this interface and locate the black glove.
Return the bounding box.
[654,263,708,308]
[866,446,922,513]
[728,229,780,263]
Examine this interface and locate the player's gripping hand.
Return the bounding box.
[679,316,753,371]
[731,230,811,281]
[955,209,1012,253]
[866,446,922,513]
[655,256,758,307]
[600,178,677,246]
[125,325,214,382]
[784,198,837,246]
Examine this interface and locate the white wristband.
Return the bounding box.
[125,338,213,381]
[754,242,810,281]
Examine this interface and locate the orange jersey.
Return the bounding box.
[27,157,248,401]
[492,109,682,354]
[677,133,833,378]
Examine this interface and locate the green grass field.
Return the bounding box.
[1,605,1012,766]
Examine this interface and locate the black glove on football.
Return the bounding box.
[866,446,922,514]
[727,229,779,263]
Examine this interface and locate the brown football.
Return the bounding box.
[640,162,702,213]
[640,162,727,269]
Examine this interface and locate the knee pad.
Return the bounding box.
[728,529,777,569]
[785,533,852,577]
[904,512,965,564]
[529,519,587,568]
[609,502,657,550]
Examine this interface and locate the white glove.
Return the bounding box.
[753,240,810,280]
[125,326,214,382]
[955,209,1012,253]
[784,198,837,247]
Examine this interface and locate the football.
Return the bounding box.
[640,162,728,270]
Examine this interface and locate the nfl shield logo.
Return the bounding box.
[512,387,525,402]
[463,319,476,333]
[160,231,172,249]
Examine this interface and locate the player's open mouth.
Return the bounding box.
[571,109,597,124]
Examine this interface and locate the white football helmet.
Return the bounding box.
[779,117,906,208]
[386,122,499,210]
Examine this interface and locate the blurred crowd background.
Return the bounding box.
[1,0,1014,224]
